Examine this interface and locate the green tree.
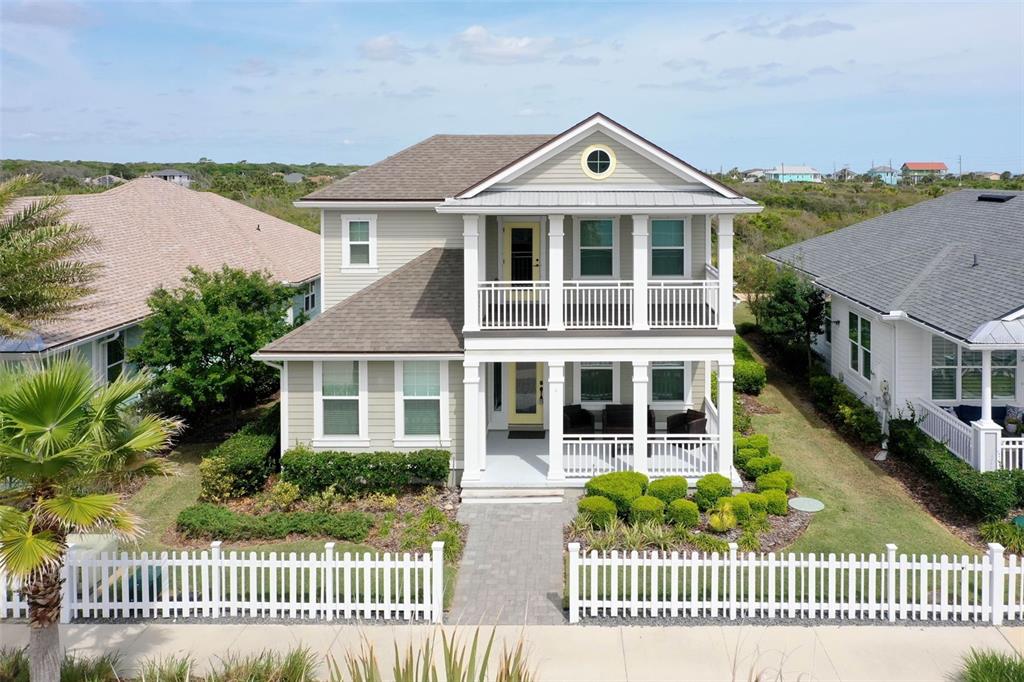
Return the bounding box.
[0,175,100,337]
[736,255,780,328]
[107,163,135,180]
[128,266,294,420]
[760,268,827,373]
[0,359,179,682]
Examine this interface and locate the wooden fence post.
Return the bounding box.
[431,541,444,624]
[885,544,897,623]
[210,541,222,619]
[568,543,581,624]
[728,543,738,621]
[989,543,1005,626]
[60,544,76,624]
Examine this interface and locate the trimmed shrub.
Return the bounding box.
[762,489,789,515]
[809,374,883,445]
[198,430,276,501]
[745,434,771,456]
[281,447,450,496]
[585,471,648,515]
[198,456,236,503]
[647,476,690,505]
[755,470,793,493]
[578,496,618,529]
[979,521,1024,554]
[734,492,767,514]
[734,447,760,468]
[176,503,372,542]
[889,419,1017,519]
[629,496,666,525]
[715,495,751,523]
[666,499,700,527]
[744,455,783,478]
[735,359,767,395]
[708,506,737,533]
[694,473,733,511]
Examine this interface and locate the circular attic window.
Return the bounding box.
[581,144,616,180]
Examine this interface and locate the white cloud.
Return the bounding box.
[359,35,417,64]
[452,25,558,64]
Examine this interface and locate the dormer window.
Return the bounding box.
[581,144,616,180]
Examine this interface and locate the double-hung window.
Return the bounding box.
[992,351,1018,399]
[396,361,448,444]
[105,336,125,384]
[578,362,615,405]
[303,281,317,312]
[320,361,362,438]
[577,218,615,278]
[931,336,1018,401]
[931,337,958,400]
[651,361,687,404]
[650,219,686,277]
[848,312,871,380]
[342,215,377,269]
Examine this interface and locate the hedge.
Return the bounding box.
[744,455,783,478]
[694,473,732,511]
[667,499,699,527]
[888,419,1017,519]
[198,409,279,501]
[809,374,883,445]
[646,476,689,505]
[735,359,767,395]
[176,503,372,541]
[578,496,617,528]
[630,496,666,524]
[715,495,751,523]
[755,470,794,493]
[585,472,648,515]
[281,447,450,496]
[761,489,790,515]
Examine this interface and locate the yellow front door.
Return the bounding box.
[503,222,541,282]
[508,362,544,425]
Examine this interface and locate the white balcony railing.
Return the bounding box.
[563,281,634,329]
[478,281,550,329]
[647,434,720,477]
[648,280,719,328]
[563,435,634,478]
[918,399,976,467]
[1000,437,1024,470]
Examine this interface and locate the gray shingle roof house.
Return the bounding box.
[149,168,192,187]
[767,189,1023,472]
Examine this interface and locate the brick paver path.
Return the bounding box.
[449,494,579,625]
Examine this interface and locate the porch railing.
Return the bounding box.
[648,280,719,328]
[704,399,720,436]
[478,281,550,329]
[918,399,976,467]
[647,434,720,477]
[564,281,633,329]
[1000,438,1024,471]
[563,435,634,478]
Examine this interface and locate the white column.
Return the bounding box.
[463,215,481,332]
[981,349,993,423]
[478,363,488,470]
[462,360,481,481]
[717,214,734,329]
[718,360,735,481]
[548,215,565,331]
[632,215,649,330]
[548,361,565,480]
[632,360,649,475]
[975,349,1001,471]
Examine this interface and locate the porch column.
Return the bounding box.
[462,360,481,481]
[478,363,488,470]
[632,361,649,475]
[981,350,993,423]
[717,215,734,329]
[717,360,735,481]
[463,215,480,332]
[974,349,1001,471]
[632,215,649,330]
[548,215,565,331]
[548,361,565,480]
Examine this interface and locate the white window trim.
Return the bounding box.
[930,336,1020,403]
[313,360,370,447]
[572,216,620,280]
[572,361,621,409]
[341,214,378,271]
[394,361,451,447]
[580,143,617,180]
[303,281,317,312]
[647,217,692,280]
[848,312,871,381]
[648,361,690,410]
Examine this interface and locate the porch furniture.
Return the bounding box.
[601,404,656,434]
[563,404,596,434]
[666,409,708,435]
[954,405,1008,427]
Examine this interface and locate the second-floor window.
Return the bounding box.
[105,336,125,384]
[342,214,377,269]
[650,219,686,277]
[848,312,871,380]
[576,218,616,278]
[303,281,317,312]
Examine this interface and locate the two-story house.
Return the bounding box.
[255,114,762,499]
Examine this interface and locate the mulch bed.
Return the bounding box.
[740,393,779,415]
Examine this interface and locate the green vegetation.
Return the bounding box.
[979,520,1024,553]
[666,499,700,527]
[957,649,1024,682]
[176,503,373,542]
[280,447,451,496]
[755,470,794,493]
[577,495,617,528]
[197,405,279,501]
[629,495,666,524]
[583,471,648,515]
[808,373,884,445]
[693,473,732,511]
[646,475,689,504]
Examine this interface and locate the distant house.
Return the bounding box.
[901,162,947,182]
[283,172,305,184]
[306,175,335,184]
[149,168,192,187]
[866,165,899,185]
[831,168,857,182]
[741,169,765,183]
[970,171,1002,181]
[87,175,125,187]
[764,165,822,183]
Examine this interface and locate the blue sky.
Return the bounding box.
[2,1,1022,173]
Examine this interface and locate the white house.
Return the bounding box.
[254,113,763,500]
[149,168,192,187]
[768,190,1024,472]
[763,165,823,183]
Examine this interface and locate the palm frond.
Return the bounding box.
[0,357,96,456]
[37,493,122,531]
[0,523,63,577]
[0,446,91,484]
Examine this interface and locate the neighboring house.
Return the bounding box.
[830,168,857,182]
[970,171,1002,181]
[763,165,822,183]
[741,169,765,183]
[149,168,192,187]
[283,173,306,184]
[307,175,335,184]
[254,113,762,500]
[87,174,126,187]
[767,190,1023,472]
[1,178,321,385]
[901,162,947,182]
[866,165,899,185]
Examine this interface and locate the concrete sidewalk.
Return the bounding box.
[1,622,1021,680]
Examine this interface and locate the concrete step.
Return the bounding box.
[460,487,565,504]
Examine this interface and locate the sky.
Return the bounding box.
[1,0,1023,173]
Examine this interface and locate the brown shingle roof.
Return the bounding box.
[6,178,320,351]
[259,248,463,354]
[303,135,553,201]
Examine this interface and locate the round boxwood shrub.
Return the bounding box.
[761,489,790,515]
[577,495,617,529]
[694,473,733,511]
[736,434,770,456]
[744,455,783,478]
[734,447,760,468]
[585,471,648,515]
[714,495,751,523]
[755,470,794,493]
[735,358,767,395]
[733,492,767,514]
[630,495,666,525]
[708,506,737,533]
[647,476,689,504]
[666,498,700,527]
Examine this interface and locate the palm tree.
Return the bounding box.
[0,358,180,682]
[0,174,100,337]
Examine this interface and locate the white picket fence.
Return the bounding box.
[1000,437,1024,470]
[568,542,1024,625]
[1,541,445,623]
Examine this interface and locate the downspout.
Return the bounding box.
[882,311,908,443]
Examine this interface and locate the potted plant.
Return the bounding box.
[1007,416,1021,435]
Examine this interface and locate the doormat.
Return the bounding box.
[508,430,546,439]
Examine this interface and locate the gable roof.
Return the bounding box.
[258,248,463,355]
[4,178,320,353]
[766,190,1024,342]
[902,162,947,171]
[868,166,897,174]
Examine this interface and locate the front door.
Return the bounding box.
[503,222,541,282]
[508,362,544,426]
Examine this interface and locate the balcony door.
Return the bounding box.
[508,362,544,426]
[503,222,541,283]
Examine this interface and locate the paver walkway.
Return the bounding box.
[449,494,580,625]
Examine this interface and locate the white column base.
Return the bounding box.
[973,420,1002,472]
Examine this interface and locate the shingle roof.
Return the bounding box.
[5,178,320,352]
[767,190,1024,341]
[903,162,947,171]
[259,248,463,354]
[303,135,553,201]
[766,165,820,175]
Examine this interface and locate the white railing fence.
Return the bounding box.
[563,281,633,329]
[478,281,550,329]
[917,399,976,467]
[647,434,719,477]
[648,281,719,328]
[705,399,720,436]
[1,542,444,624]
[568,542,1023,625]
[1000,437,1024,470]
[563,435,634,479]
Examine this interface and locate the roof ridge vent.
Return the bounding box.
[977,193,1013,203]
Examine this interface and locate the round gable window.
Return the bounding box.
[581,144,616,180]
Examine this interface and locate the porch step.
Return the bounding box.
[460,487,565,504]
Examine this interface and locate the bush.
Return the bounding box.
[735,359,767,395]
[629,496,666,525]
[708,507,737,533]
[735,321,759,336]
[743,455,783,478]
[734,393,753,434]
[958,649,1024,682]
[578,496,618,529]
[281,447,450,496]
[808,374,883,445]
[198,429,276,501]
[734,447,760,468]
[762,489,789,515]
[176,503,372,541]
[715,496,751,523]
[585,471,648,515]
[268,480,300,511]
[737,434,771,456]
[666,499,700,527]
[734,492,767,514]
[979,521,1024,553]
[694,473,732,511]
[755,470,794,493]
[198,456,236,503]
[889,419,1017,519]
[647,476,689,504]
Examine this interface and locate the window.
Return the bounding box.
[400,362,442,437]
[577,218,615,278]
[848,312,871,380]
[581,144,616,180]
[105,336,124,384]
[321,361,361,436]
[931,336,1018,401]
[303,282,317,312]
[650,219,686,277]
[579,363,614,403]
[931,337,957,400]
[992,351,1018,399]
[824,302,832,343]
[652,362,686,403]
[342,215,377,269]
